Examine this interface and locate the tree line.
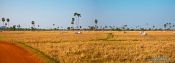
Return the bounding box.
[1,13,175,31]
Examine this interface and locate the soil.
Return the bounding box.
[0,41,44,63]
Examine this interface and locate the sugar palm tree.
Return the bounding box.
[6,18,10,27]
[74,13,78,16]
[5,23,7,26]
[17,24,21,29]
[168,23,172,30]
[152,25,155,30]
[95,19,98,30]
[164,24,167,30]
[71,18,75,30]
[123,25,127,30]
[74,12,81,29]
[122,25,128,33]
[31,21,35,29]
[173,24,175,30]
[37,25,40,29]
[53,24,55,30]
[74,12,78,26]
[77,13,81,27]
[2,18,5,26]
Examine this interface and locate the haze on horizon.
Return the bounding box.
[0,0,175,29]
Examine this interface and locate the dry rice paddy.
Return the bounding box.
[0,31,175,63]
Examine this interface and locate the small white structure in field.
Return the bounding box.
[140,31,147,36]
[141,32,147,36]
[75,31,81,34]
[139,31,142,34]
[173,31,175,34]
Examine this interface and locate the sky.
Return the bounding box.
[0,0,175,29]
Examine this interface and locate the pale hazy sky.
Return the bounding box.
[0,0,175,29]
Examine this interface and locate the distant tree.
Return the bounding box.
[31,21,35,30]
[152,25,155,30]
[88,26,91,30]
[164,22,173,30]
[122,25,127,30]
[105,26,108,29]
[94,19,98,30]
[71,18,75,30]
[2,18,5,26]
[77,13,81,29]
[57,26,59,30]
[17,24,21,29]
[89,26,95,30]
[173,25,175,27]
[173,24,175,30]
[168,23,172,30]
[115,28,122,31]
[53,24,55,30]
[6,18,10,27]
[124,25,127,28]
[74,12,78,26]
[67,27,71,30]
[77,13,81,23]
[135,25,139,30]
[109,26,113,29]
[140,28,145,31]
[74,13,78,17]
[37,25,40,30]
[80,26,82,29]
[74,12,81,29]
[164,24,167,30]
[12,25,16,31]
[31,27,34,31]
[31,21,35,27]
[38,25,40,28]
[5,23,7,26]
[168,23,171,25]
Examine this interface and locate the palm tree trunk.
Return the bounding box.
[77,17,78,30]
[33,25,35,30]
[8,22,9,27]
[75,17,77,30]
[3,22,4,26]
[78,17,79,30]
[72,24,74,31]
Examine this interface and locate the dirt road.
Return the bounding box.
[0,41,43,63]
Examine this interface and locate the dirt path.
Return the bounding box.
[0,41,44,63]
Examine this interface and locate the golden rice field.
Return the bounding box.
[0,31,175,63]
